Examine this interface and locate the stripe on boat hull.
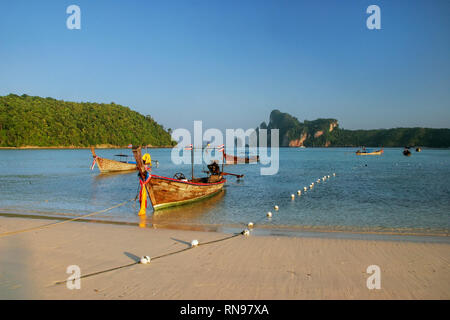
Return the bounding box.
[148,176,226,210]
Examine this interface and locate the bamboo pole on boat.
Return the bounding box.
[191,147,194,181]
[221,149,224,173]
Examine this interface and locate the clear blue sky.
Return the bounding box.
[1,0,449,131]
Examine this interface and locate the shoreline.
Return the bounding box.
[0,215,448,299]
[1,211,448,243]
[0,145,174,150]
[1,145,450,150]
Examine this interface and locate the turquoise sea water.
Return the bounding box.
[0,148,449,236]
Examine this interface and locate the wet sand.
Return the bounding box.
[0,216,449,299]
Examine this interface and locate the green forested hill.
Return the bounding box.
[326,127,450,148]
[0,94,174,147]
[259,110,450,148]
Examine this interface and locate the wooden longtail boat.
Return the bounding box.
[355,149,384,156]
[133,147,226,211]
[223,152,260,164]
[91,147,137,173]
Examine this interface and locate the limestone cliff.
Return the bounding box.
[257,109,450,148]
[259,110,338,147]
[288,132,308,147]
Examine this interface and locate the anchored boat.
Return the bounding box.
[223,152,259,164]
[355,148,384,156]
[91,147,137,173]
[133,147,226,211]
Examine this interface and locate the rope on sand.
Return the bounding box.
[0,199,133,238]
[52,172,339,286]
[52,231,243,285]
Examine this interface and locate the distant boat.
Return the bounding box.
[403,149,412,156]
[223,152,259,165]
[416,147,422,152]
[355,149,384,156]
[91,147,137,173]
[133,147,226,210]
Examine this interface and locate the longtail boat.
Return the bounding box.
[133,147,226,211]
[91,147,137,173]
[355,149,384,156]
[223,152,259,164]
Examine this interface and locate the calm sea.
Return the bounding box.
[0,148,449,237]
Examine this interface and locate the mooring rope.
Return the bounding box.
[235,172,338,229]
[53,231,243,286]
[51,174,335,286]
[0,199,133,238]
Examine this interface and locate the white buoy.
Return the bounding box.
[297,190,301,195]
[304,187,307,192]
[291,194,295,200]
[316,179,320,183]
[248,222,254,228]
[140,256,151,264]
[191,239,199,247]
[274,205,279,211]
[327,175,330,179]
[267,211,272,218]
[243,229,250,236]
[333,173,336,176]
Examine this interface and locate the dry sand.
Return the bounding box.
[0,216,449,299]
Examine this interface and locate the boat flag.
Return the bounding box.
[127,144,132,148]
[216,144,225,153]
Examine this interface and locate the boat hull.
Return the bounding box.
[91,147,137,173]
[147,175,226,210]
[356,149,384,156]
[96,156,137,173]
[224,153,259,164]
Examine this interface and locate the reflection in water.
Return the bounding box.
[139,215,146,229]
[146,190,226,230]
[94,171,137,180]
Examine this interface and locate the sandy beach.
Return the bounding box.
[0,216,449,300]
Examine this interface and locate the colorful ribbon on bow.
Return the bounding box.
[90,156,97,170]
[138,171,151,216]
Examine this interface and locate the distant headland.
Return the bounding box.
[257,110,450,148]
